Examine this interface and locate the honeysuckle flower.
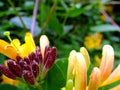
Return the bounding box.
[1,74,19,86]
[62,45,120,90]
[84,33,102,50]
[0,32,57,86]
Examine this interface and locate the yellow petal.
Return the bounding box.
[18,44,30,58]
[100,45,114,83]
[40,35,49,59]
[100,64,120,86]
[24,32,36,55]
[67,50,76,80]
[74,52,87,90]
[2,75,19,86]
[88,67,101,90]
[109,84,120,90]
[0,39,18,60]
[11,39,21,47]
[80,47,91,69]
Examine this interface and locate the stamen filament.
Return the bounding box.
[4,31,21,54]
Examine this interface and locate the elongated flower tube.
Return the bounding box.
[80,47,90,69]
[88,67,101,90]
[99,45,114,83]
[74,52,87,90]
[67,50,76,80]
[0,32,57,86]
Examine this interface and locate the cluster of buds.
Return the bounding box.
[0,45,56,85]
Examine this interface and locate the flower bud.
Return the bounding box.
[100,45,114,83]
[36,46,42,64]
[19,60,31,71]
[28,52,36,62]
[66,79,73,90]
[44,47,56,70]
[40,35,49,59]
[44,46,50,64]
[88,67,101,90]
[23,70,36,85]
[32,60,40,78]
[7,60,22,77]
[80,47,90,69]
[24,57,30,65]
[0,65,16,79]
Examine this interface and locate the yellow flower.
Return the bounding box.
[63,45,120,90]
[2,75,19,86]
[84,33,102,50]
[0,32,36,60]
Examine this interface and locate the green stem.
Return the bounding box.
[8,0,27,32]
[41,0,58,32]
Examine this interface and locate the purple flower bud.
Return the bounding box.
[51,47,57,62]
[28,52,36,62]
[16,56,22,62]
[24,57,30,65]
[23,70,36,85]
[19,60,31,71]
[44,47,57,70]
[0,65,16,79]
[36,47,42,64]
[44,46,50,65]
[32,60,39,78]
[7,60,22,77]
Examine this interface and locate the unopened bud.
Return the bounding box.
[32,60,40,78]
[0,65,16,79]
[23,70,36,85]
[7,59,22,77]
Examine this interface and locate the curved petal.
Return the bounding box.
[100,64,120,86]
[11,39,21,47]
[67,50,76,80]
[25,32,36,53]
[80,47,91,69]
[40,35,49,59]
[0,39,18,60]
[100,45,114,83]
[88,67,101,90]
[74,52,87,90]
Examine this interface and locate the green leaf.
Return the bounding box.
[42,58,68,90]
[0,84,20,90]
[40,4,63,36]
[67,7,85,17]
[90,24,120,32]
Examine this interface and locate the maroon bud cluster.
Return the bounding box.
[0,46,57,85]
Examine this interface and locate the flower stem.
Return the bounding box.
[8,0,27,32]
[31,0,39,37]
[41,0,58,32]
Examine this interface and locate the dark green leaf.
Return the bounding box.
[67,7,85,17]
[42,58,68,90]
[0,84,20,90]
